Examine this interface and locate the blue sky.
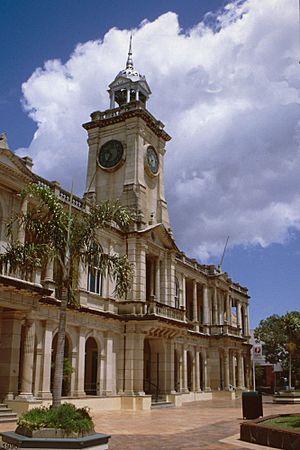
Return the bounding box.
[0,0,299,326]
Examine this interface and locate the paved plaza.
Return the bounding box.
[0,396,299,449]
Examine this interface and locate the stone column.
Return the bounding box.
[192,280,198,322]
[195,348,201,392]
[110,91,115,109]
[166,340,176,393]
[99,351,106,395]
[17,197,28,243]
[237,351,245,389]
[75,328,86,396]
[178,350,183,392]
[225,293,231,324]
[192,280,199,332]
[70,350,77,396]
[213,287,218,325]
[244,305,249,336]
[126,88,130,103]
[18,319,36,398]
[126,237,137,302]
[135,89,139,101]
[38,321,53,398]
[150,259,155,299]
[218,293,222,325]
[155,258,160,302]
[203,285,210,333]
[124,325,135,395]
[169,254,176,307]
[33,347,43,397]
[42,259,55,291]
[236,301,242,332]
[160,256,168,305]
[223,348,230,390]
[133,333,145,395]
[181,274,186,309]
[181,346,188,393]
[85,129,98,197]
[137,243,147,302]
[202,349,210,391]
[231,352,236,389]
[246,305,250,336]
[104,333,116,395]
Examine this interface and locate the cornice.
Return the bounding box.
[83,104,171,142]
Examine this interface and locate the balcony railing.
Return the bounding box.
[154,302,185,321]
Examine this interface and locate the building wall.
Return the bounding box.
[0,107,251,411]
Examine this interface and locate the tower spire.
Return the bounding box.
[126,34,134,70]
[108,34,151,109]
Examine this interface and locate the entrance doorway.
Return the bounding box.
[51,334,72,396]
[84,337,98,395]
[143,338,165,400]
[187,351,193,391]
[174,349,180,392]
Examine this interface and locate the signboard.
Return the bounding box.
[253,343,264,362]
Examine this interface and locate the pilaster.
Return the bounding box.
[38,321,53,398]
[18,319,36,399]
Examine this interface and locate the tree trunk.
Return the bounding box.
[288,352,292,391]
[52,295,68,408]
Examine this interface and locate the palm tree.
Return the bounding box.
[0,182,133,407]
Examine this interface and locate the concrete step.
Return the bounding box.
[0,416,18,423]
[0,405,17,423]
[151,401,175,409]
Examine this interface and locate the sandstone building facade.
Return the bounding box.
[0,45,251,412]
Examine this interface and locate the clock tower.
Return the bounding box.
[83,38,171,231]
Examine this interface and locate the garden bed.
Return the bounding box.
[1,403,111,450]
[240,414,300,450]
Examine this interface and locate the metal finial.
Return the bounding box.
[126,34,134,69]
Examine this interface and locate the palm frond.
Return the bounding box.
[0,242,51,276]
[89,252,133,299]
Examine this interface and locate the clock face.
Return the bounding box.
[146,146,159,175]
[98,140,124,169]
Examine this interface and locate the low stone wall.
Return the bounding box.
[7,391,215,415]
[8,395,154,414]
[273,392,300,404]
[240,414,300,450]
[1,431,110,450]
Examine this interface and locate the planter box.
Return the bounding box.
[1,431,111,450]
[240,414,300,450]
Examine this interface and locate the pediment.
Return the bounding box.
[137,223,178,251]
[138,80,151,94]
[109,76,130,88]
[0,148,34,181]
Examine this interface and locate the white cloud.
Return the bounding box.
[18,0,300,261]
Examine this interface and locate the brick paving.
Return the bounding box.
[0,397,299,449]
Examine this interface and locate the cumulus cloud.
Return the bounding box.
[18,0,300,261]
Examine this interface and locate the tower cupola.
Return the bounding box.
[108,36,151,109]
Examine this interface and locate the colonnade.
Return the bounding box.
[0,312,118,401]
[222,348,250,390]
[0,309,250,402]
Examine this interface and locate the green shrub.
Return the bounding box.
[17,403,94,434]
[265,415,300,430]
